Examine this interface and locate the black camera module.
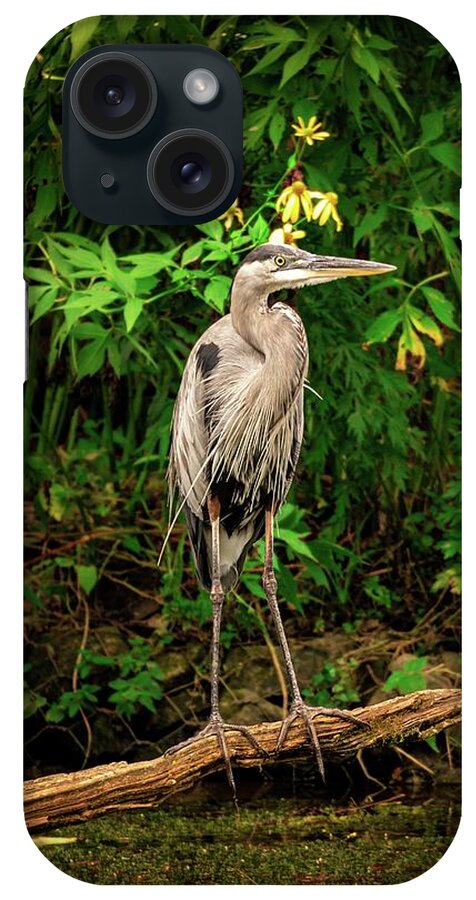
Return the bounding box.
[63,45,242,224]
[70,51,158,139]
[147,129,234,215]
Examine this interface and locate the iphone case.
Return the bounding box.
[24,15,461,886]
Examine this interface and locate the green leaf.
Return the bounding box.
[65,287,118,310]
[422,286,460,331]
[368,84,401,138]
[269,111,286,150]
[124,298,144,332]
[120,249,178,278]
[342,58,362,128]
[29,185,57,227]
[420,110,445,144]
[58,245,102,273]
[196,221,223,240]
[76,335,109,378]
[24,267,58,286]
[107,340,122,377]
[249,214,270,244]
[380,62,413,119]
[353,204,388,246]
[181,242,204,266]
[204,276,232,312]
[54,556,74,568]
[352,45,380,83]
[101,239,137,295]
[426,142,461,176]
[365,35,396,50]
[246,43,289,77]
[292,99,320,123]
[277,528,316,560]
[383,657,428,694]
[280,44,313,88]
[412,203,434,234]
[70,16,102,61]
[430,201,459,220]
[347,408,367,443]
[76,565,98,595]
[71,323,108,339]
[408,307,443,345]
[364,308,402,343]
[432,219,461,287]
[114,15,138,41]
[30,287,59,324]
[49,484,68,522]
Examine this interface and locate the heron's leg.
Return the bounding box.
[165,496,266,804]
[208,497,226,722]
[263,507,368,780]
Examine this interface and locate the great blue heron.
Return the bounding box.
[166,243,395,798]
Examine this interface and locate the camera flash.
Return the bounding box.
[183,68,219,105]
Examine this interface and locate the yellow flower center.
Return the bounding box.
[291,181,306,195]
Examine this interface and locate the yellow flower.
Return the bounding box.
[269,223,306,247]
[310,191,343,232]
[276,180,315,223]
[292,115,331,146]
[219,199,244,231]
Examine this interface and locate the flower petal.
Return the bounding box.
[312,198,328,220]
[301,192,314,220]
[269,228,286,245]
[288,194,301,223]
[331,207,343,232]
[318,203,332,226]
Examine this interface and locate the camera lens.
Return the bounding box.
[147,129,234,215]
[70,52,157,139]
[104,86,124,106]
[180,162,202,185]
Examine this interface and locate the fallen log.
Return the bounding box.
[24,688,461,831]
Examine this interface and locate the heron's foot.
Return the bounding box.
[276,701,369,781]
[165,715,268,805]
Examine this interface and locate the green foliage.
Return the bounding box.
[46,638,165,722]
[302,659,360,708]
[24,14,461,766]
[383,657,429,695]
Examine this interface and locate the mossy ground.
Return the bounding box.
[34,787,460,885]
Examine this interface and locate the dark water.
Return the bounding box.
[33,775,460,885]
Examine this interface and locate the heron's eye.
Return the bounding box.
[274,255,286,267]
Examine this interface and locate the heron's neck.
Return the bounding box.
[230,280,308,400]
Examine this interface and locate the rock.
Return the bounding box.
[219,688,283,725]
[224,645,281,697]
[157,647,201,685]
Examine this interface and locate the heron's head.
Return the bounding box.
[235,243,396,298]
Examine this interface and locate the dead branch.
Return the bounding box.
[24,688,460,831]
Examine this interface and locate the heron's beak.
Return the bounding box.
[305,255,396,280]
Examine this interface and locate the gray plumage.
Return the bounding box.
[167,243,394,592]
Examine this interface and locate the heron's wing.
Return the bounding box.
[168,314,262,518]
[167,315,265,587]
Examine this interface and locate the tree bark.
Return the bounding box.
[24,688,461,831]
